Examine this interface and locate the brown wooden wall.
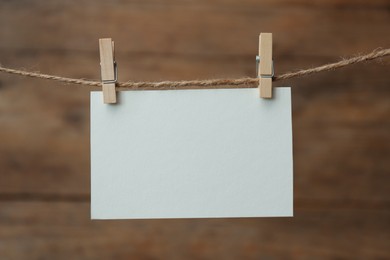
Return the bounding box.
[0,0,389,259]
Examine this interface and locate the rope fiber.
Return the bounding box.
[0,48,389,90]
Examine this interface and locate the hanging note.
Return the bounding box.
[91,88,293,219]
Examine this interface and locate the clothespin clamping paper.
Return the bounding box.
[99,38,117,104]
[257,33,273,98]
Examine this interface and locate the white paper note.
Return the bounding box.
[91,88,293,219]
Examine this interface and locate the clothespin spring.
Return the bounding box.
[101,61,118,85]
[256,56,274,79]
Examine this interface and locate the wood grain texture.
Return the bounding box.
[259,33,273,76]
[0,202,389,259]
[259,33,273,98]
[0,0,389,258]
[99,38,116,103]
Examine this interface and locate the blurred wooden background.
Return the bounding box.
[0,0,389,259]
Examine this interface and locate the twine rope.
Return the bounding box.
[0,48,389,90]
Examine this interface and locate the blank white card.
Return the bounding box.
[91,88,293,219]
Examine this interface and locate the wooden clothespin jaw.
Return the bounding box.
[99,38,117,104]
[257,33,273,98]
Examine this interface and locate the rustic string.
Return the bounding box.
[0,48,389,90]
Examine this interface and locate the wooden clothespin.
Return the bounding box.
[257,33,273,98]
[99,38,117,104]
